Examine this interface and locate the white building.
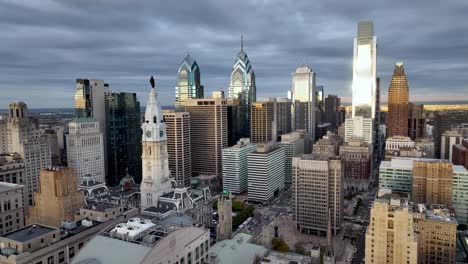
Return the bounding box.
[276,132,305,182]
[453,165,468,224]
[247,142,285,203]
[441,129,464,161]
[66,118,105,183]
[140,77,173,210]
[385,136,415,151]
[344,116,373,144]
[291,64,316,141]
[0,102,51,206]
[222,138,256,194]
[379,158,415,193]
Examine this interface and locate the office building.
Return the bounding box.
[44,129,61,166]
[222,138,256,194]
[292,154,343,234]
[0,102,51,206]
[0,153,25,185]
[185,95,228,177]
[291,64,316,141]
[379,158,415,193]
[408,103,425,140]
[66,118,105,183]
[344,116,373,144]
[28,168,85,228]
[385,136,415,151]
[312,132,342,157]
[387,62,409,137]
[434,112,468,158]
[453,139,468,169]
[163,111,192,187]
[175,54,204,109]
[365,190,418,264]
[452,165,468,224]
[351,21,377,119]
[226,98,241,146]
[0,182,25,235]
[276,132,305,182]
[416,205,457,264]
[105,92,142,185]
[339,138,371,191]
[324,95,341,128]
[251,101,275,143]
[269,98,292,136]
[247,143,285,203]
[441,129,465,162]
[229,35,256,138]
[140,79,173,210]
[217,193,232,241]
[415,138,434,158]
[412,160,453,206]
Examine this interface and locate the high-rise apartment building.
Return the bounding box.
[365,190,418,264]
[292,154,343,234]
[416,205,457,264]
[163,111,192,187]
[412,160,453,205]
[387,62,409,137]
[216,193,232,241]
[250,101,275,144]
[175,54,204,110]
[28,168,85,227]
[185,95,228,177]
[0,102,51,206]
[229,36,256,138]
[441,129,464,162]
[276,132,305,183]
[247,143,285,203]
[140,78,173,210]
[66,118,105,184]
[324,95,341,128]
[268,98,292,137]
[0,182,25,235]
[339,138,371,191]
[291,64,316,141]
[452,165,468,224]
[453,139,468,169]
[222,138,256,194]
[408,103,425,140]
[105,92,142,185]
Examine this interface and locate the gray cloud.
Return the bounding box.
[1,0,467,108]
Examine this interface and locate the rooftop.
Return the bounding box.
[83,202,120,212]
[0,182,23,193]
[71,117,98,123]
[209,233,267,264]
[2,224,56,242]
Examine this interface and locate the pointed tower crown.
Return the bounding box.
[144,76,163,125]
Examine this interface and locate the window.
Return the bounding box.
[41,238,44,243]
[69,247,75,258]
[47,256,54,264]
[59,251,65,263]
[78,242,84,249]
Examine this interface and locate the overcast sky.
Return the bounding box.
[1,0,468,108]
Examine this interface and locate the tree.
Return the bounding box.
[271,237,290,252]
[212,200,218,209]
[232,200,245,211]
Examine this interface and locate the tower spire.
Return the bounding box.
[241,34,243,52]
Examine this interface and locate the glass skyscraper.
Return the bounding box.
[291,64,316,141]
[105,92,142,185]
[229,35,256,138]
[175,54,204,110]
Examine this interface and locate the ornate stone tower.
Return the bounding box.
[140,77,172,210]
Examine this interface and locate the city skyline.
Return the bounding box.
[1,0,468,108]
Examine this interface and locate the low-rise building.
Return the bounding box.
[77,203,125,222]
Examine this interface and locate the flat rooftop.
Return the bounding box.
[83,202,120,212]
[2,225,56,242]
[0,182,22,192]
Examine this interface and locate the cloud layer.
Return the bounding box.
[1,0,467,108]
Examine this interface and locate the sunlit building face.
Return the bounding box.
[291,64,316,138]
[352,21,377,118]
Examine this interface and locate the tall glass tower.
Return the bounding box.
[229,35,256,138]
[291,64,316,141]
[351,21,377,119]
[175,54,204,110]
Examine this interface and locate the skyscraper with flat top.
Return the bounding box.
[292,64,316,141]
[175,54,204,110]
[387,62,409,137]
[251,101,275,144]
[412,160,453,206]
[229,35,256,138]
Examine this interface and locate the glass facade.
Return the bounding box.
[175,54,204,109]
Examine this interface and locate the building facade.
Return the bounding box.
[222,138,256,194]
[379,158,414,193]
[250,101,275,144]
[292,154,343,234]
[229,36,256,139]
[217,193,232,241]
[412,160,453,206]
[247,143,285,203]
[324,95,341,129]
[441,129,464,162]
[387,62,409,137]
[0,153,25,185]
[163,111,192,187]
[0,183,25,235]
[452,165,468,224]
[175,54,204,109]
[291,64,316,141]
[66,118,105,184]
[105,92,142,185]
[185,96,228,177]
[408,103,425,140]
[453,138,468,169]
[276,132,305,183]
[269,98,292,137]
[344,116,373,144]
[28,168,85,227]
[339,138,371,191]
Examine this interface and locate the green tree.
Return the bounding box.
[232,200,245,211]
[271,237,290,252]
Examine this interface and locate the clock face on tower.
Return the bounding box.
[159,130,164,137]
[146,131,151,138]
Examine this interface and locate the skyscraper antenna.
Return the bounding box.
[241,34,244,52]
